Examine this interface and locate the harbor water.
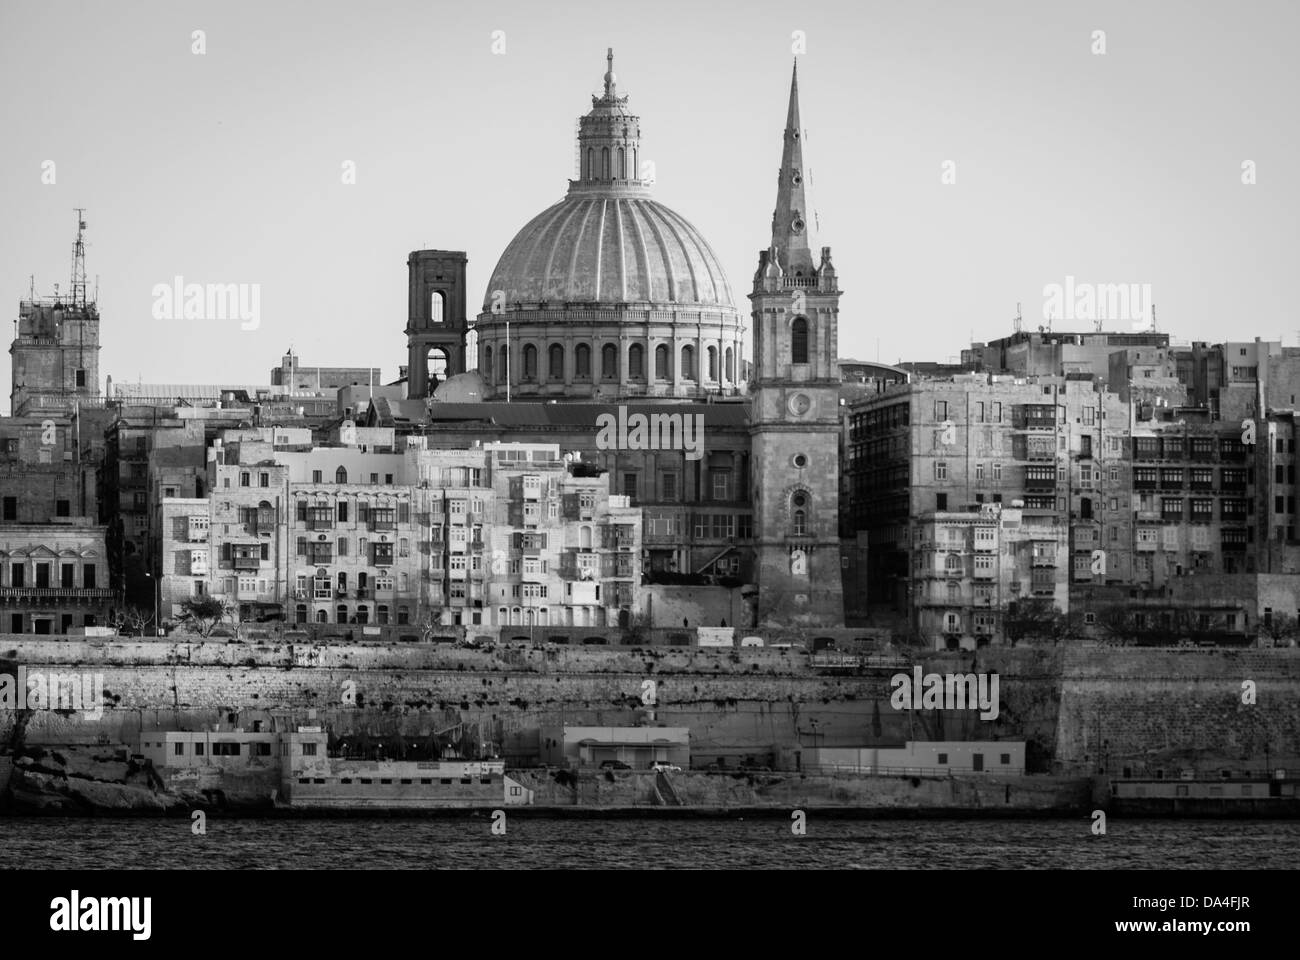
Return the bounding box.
[2,816,1298,869]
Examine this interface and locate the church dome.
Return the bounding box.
[484,196,734,309]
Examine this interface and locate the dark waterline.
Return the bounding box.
[2,817,1298,869]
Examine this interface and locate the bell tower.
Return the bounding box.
[406,250,469,399]
[748,62,844,627]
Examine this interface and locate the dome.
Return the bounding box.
[483,195,734,310]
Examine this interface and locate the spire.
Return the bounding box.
[604,47,617,98]
[770,60,814,276]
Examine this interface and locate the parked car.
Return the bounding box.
[600,760,631,770]
[649,761,682,772]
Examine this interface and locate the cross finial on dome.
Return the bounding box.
[604,47,617,97]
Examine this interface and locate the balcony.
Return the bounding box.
[0,587,114,600]
[972,568,995,581]
[370,510,396,531]
[233,556,261,571]
[307,513,333,531]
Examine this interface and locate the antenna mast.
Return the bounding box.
[70,209,88,307]
[1013,302,1022,333]
[1150,302,1157,333]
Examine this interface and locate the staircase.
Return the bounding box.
[655,770,683,806]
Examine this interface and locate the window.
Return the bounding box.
[934,400,948,420]
[312,470,322,484]
[259,472,269,487]
[791,317,808,364]
[240,472,250,487]
[548,344,564,379]
[661,473,678,501]
[575,344,591,379]
[523,344,537,380]
[56,499,70,517]
[934,461,947,481]
[622,473,638,501]
[711,470,731,500]
[335,467,347,484]
[975,462,985,483]
[601,344,618,380]
[707,345,718,380]
[938,753,948,765]
[655,344,669,380]
[681,345,696,380]
[992,462,1002,481]
[629,344,644,379]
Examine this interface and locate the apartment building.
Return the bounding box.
[912,504,1067,649]
[167,428,644,630]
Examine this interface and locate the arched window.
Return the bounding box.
[549,344,564,380]
[335,466,348,484]
[707,345,718,381]
[427,347,448,390]
[947,581,961,601]
[725,346,734,382]
[601,344,618,380]
[655,344,669,380]
[315,609,328,623]
[586,148,593,179]
[295,604,307,624]
[377,605,389,625]
[945,554,962,573]
[498,607,508,625]
[356,605,369,625]
[336,604,348,624]
[429,291,444,325]
[792,491,809,535]
[632,148,638,180]
[601,147,610,179]
[617,147,625,179]
[523,344,537,380]
[575,343,591,379]
[499,346,509,383]
[580,525,592,549]
[792,316,809,364]
[629,344,644,379]
[484,345,493,382]
[681,345,696,380]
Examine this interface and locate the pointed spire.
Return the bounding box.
[786,59,801,133]
[770,61,814,276]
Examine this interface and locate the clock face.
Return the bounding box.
[788,393,812,416]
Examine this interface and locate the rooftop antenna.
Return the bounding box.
[1013,302,1022,333]
[28,275,35,300]
[1150,302,1158,333]
[70,209,88,307]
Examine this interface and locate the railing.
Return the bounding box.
[0,587,113,599]
[233,557,261,571]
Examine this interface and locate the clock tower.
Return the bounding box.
[748,62,844,627]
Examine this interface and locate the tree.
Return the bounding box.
[1258,612,1298,647]
[180,596,229,638]
[111,607,155,636]
[1002,598,1068,645]
[1095,606,1136,645]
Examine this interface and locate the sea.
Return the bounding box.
[2,816,1298,869]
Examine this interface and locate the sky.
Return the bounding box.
[0,0,1296,411]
